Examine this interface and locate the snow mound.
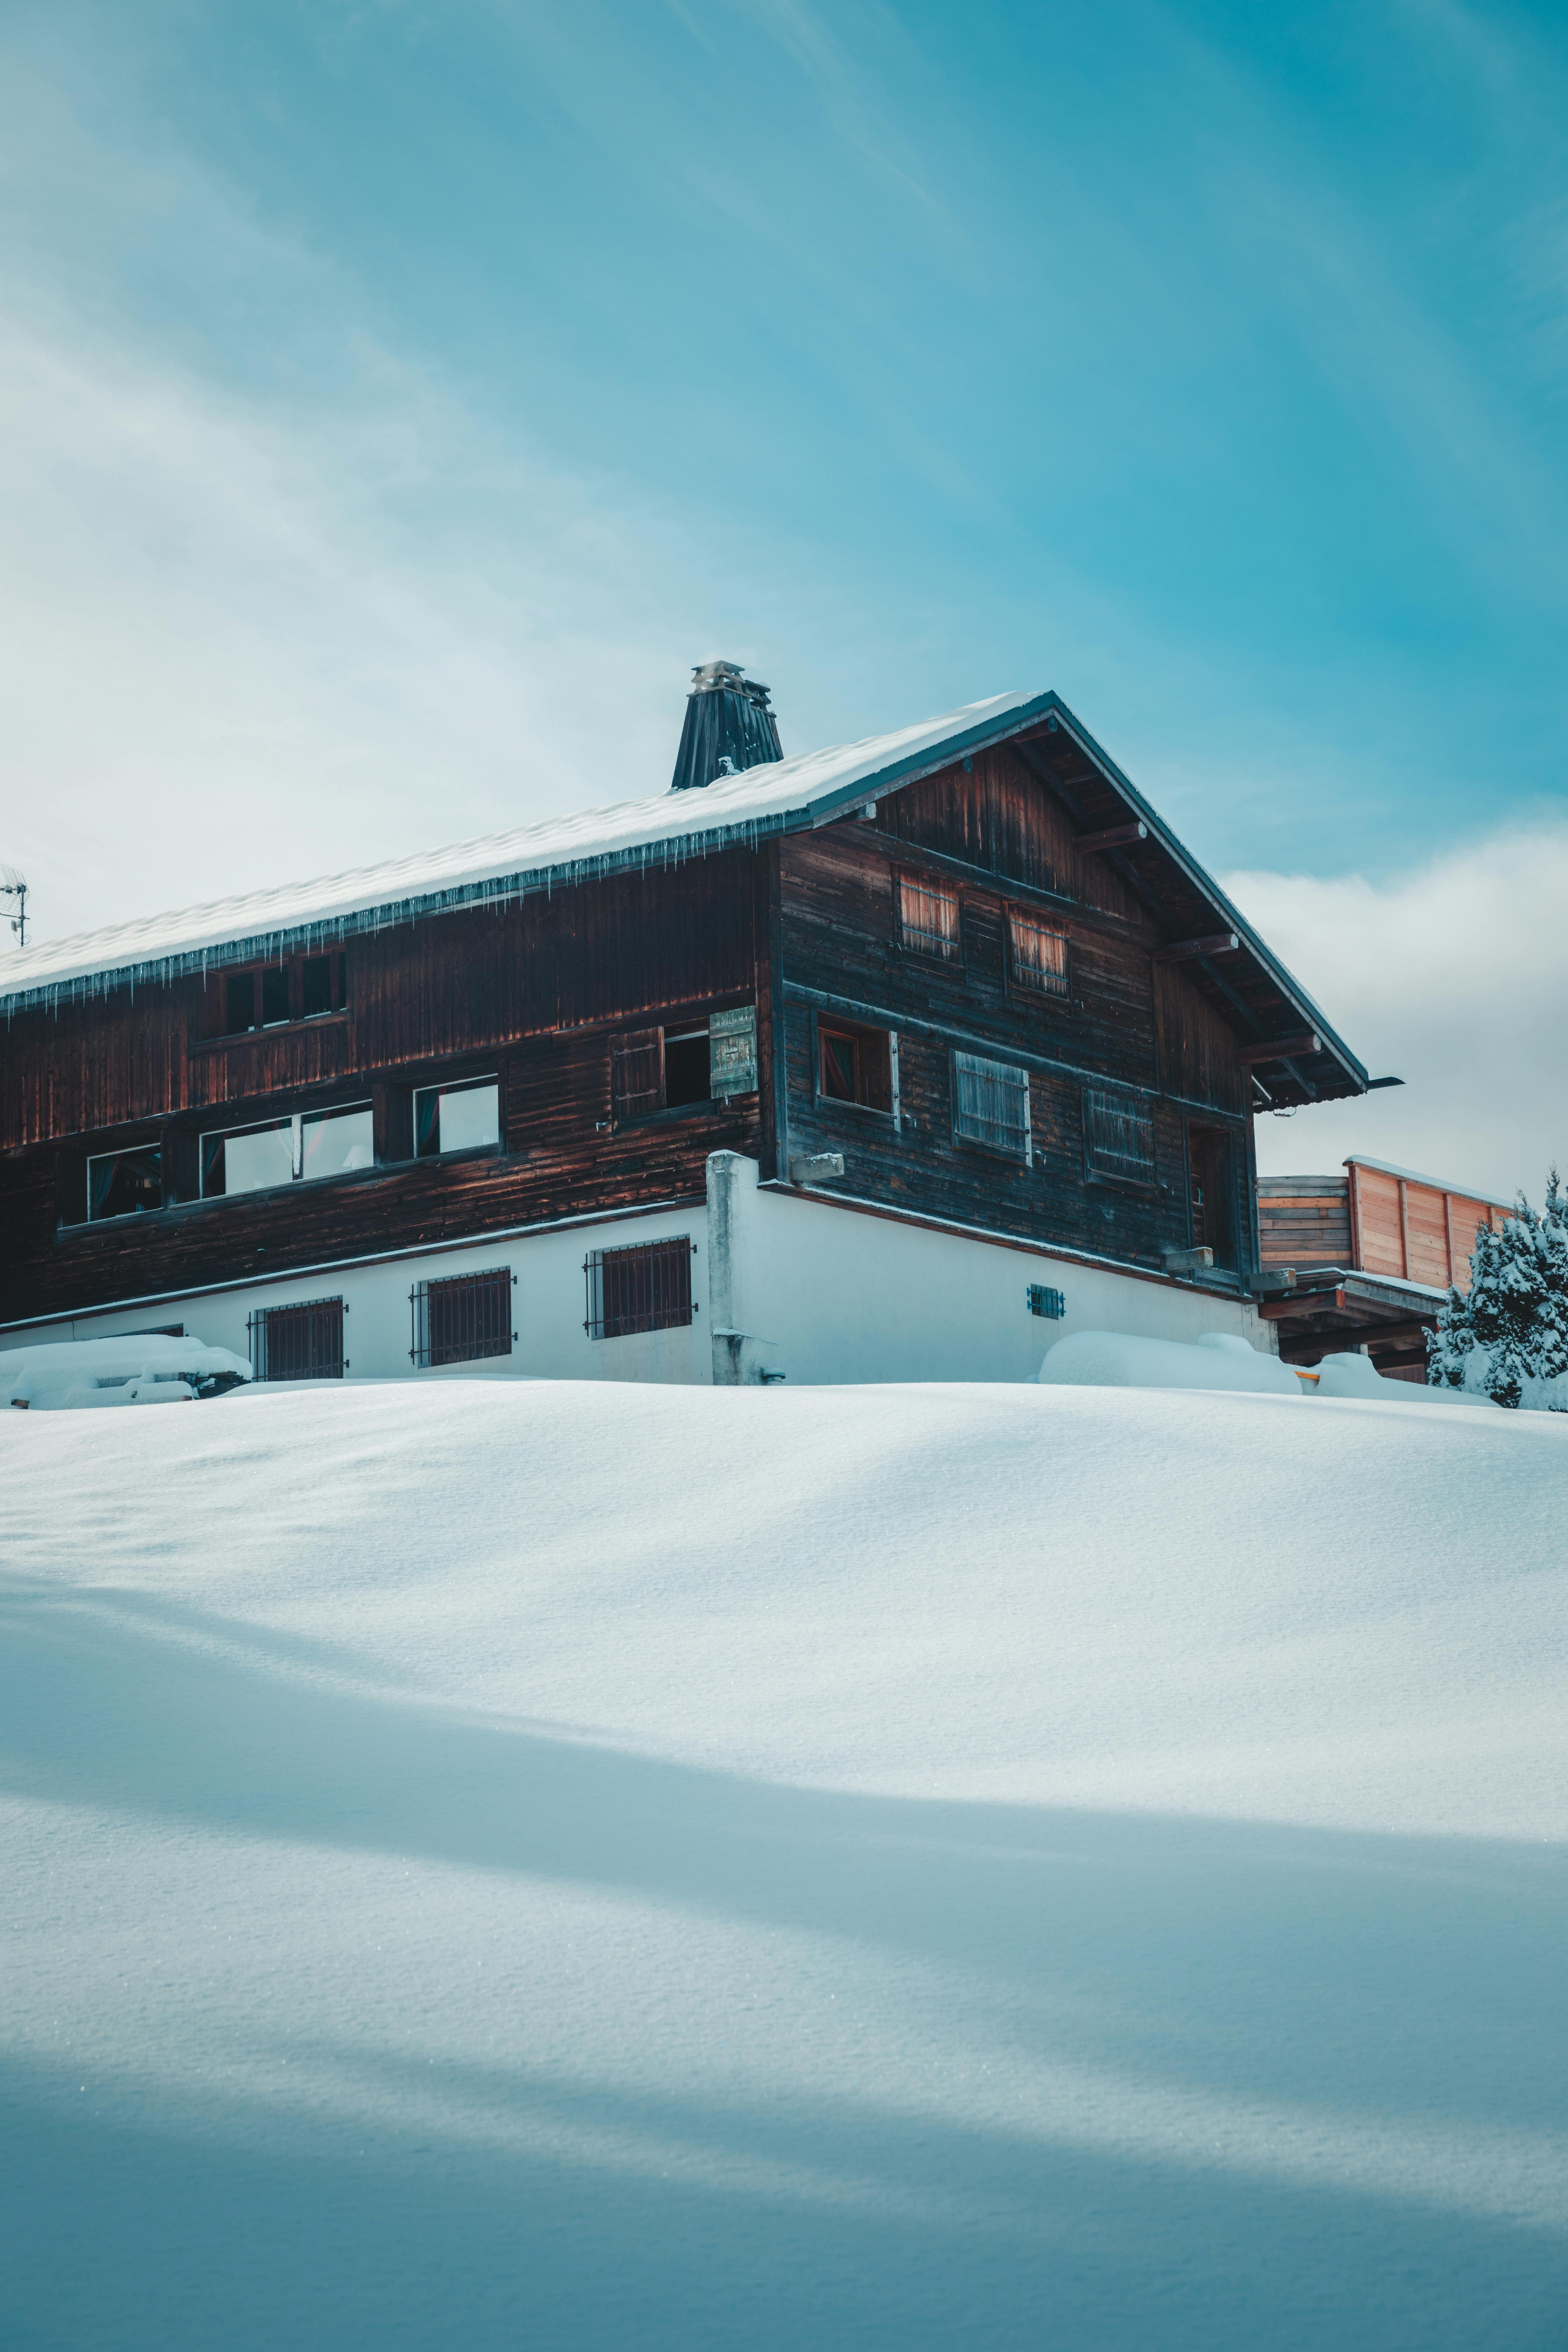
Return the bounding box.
[4,1379,1566,2350]
[0,1333,251,1410]
[1038,1326,1303,1394]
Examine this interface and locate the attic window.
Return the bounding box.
[1008,912,1069,998]
[818,1017,895,1116]
[213,954,347,1038]
[898,875,960,962]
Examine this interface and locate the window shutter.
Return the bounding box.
[709,1005,757,1097]
[952,1051,1031,1162]
[611,1027,664,1123]
[1083,1089,1155,1187]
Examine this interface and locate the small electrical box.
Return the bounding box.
[1026,1285,1065,1320]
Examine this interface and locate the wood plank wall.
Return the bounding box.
[0,854,765,1325]
[1347,1162,1498,1292]
[1256,1177,1352,1269]
[778,750,1258,1275]
[1258,1167,1499,1290]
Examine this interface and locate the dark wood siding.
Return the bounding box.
[775,772,1255,1275]
[0,854,765,1325]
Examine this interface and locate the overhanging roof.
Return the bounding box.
[0,689,1376,1102]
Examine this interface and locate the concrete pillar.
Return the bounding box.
[706,1151,767,1386]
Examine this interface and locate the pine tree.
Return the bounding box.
[1538,1169,1568,1405]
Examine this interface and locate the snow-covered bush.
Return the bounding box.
[1428,1172,1568,1410]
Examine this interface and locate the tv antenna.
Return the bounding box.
[0,866,27,948]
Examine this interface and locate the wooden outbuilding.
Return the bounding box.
[1256,1157,1510,1379]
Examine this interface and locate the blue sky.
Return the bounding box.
[1,0,1564,1184]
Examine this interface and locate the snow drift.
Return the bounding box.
[0,1333,251,1410]
[3,1378,1565,2350]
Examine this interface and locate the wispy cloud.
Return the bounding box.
[1226,819,1568,1200]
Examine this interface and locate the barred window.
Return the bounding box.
[952,1051,1031,1163]
[584,1237,694,1340]
[898,875,961,961]
[410,1267,513,1368]
[1008,911,1069,997]
[247,1296,345,1382]
[1083,1089,1156,1189]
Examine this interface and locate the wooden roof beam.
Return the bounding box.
[1238,1031,1320,1066]
[1153,930,1240,962]
[1077,821,1147,853]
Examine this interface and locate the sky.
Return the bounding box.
[0,0,1564,1195]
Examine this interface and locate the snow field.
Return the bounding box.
[3,1378,1566,2349]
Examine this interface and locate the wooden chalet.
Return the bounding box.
[0,668,1392,1387]
[1256,1158,1508,1381]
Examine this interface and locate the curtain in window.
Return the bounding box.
[1008,913,1069,995]
[898,877,961,961]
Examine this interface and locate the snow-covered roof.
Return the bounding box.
[0,691,1041,1012]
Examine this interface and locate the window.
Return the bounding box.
[247,1296,345,1381]
[609,1008,757,1124]
[817,1017,896,1116]
[410,1267,513,1367]
[898,874,961,962]
[87,1146,162,1221]
[1083,1089,1155,1190]
[211,954,347,1038]
[952,1051,1031,1162]
[1008,912,1069,998]
[201,1103,373,1197]
[584,1237,694,1339]
[415,1077,499,1157]
[1026,1285,1066,1319]
[1187,1126,1235,1268]
[663,1029,711,1108]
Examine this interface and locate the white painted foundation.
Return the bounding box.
[1,1154,1273,1386]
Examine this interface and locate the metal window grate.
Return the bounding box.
[953,1050,1031,1162]
[1008,912,1069,996]
[898,876,961,961]
[410,1267,514,1367]
[247,1296,345,1381]
[1084,1088,1156,1187]
[1026,1284,1066,1319]
[584,1238,694,1340]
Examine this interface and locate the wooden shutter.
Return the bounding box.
[1083,1089,1155,1188]
[611,1027,664,1124]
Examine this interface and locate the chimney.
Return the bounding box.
[670,660,783,791]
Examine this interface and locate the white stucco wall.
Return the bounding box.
[2,1155,1272,1388]
[705,1152,1272,1387]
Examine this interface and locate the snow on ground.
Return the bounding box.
[4,1378,1566,2349]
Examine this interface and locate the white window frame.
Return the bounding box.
[413,1074,500,1159]
[200,1101,374,1197]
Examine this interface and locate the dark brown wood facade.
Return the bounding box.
[2,736,1298,1330]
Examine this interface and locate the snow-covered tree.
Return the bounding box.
[1429,1172,1568,1409]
